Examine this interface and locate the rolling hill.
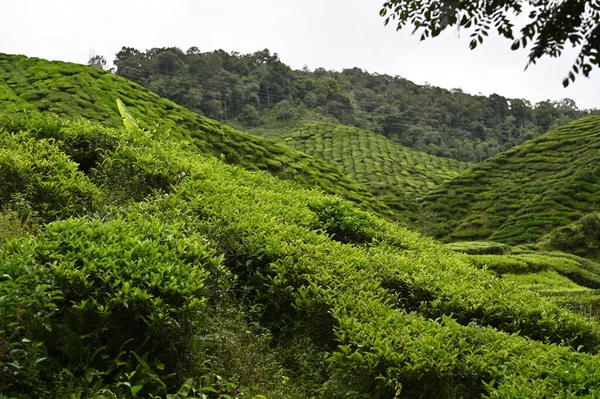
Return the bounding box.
[3,109,600,398]
[0,53,400,221]
[280,123,472,219]
[422,116,600,244]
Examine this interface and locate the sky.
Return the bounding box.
[1,0,599,109]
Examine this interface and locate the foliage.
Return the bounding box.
[282,122,472,220]
[110,47,600,162]
[0,53,396,221]
[422,116,600,244]
[444,240,511,255]
[380,0,600,86]
[88,55,108,71]
[4,59,600,397]
[0,210,36,245]
[542,212,600,260]
[0,129,100,222]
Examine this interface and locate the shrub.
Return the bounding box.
[0,130,100,222]
[0,214,213,397]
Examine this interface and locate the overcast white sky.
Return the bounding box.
[1,0,599,109]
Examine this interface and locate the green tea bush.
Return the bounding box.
[135,152,600,396]
[281,123,472,221]
[0,210,36,244]
[445,240,511,255]
[422,116,600,244]
[0,129,100,222]
[544,212,600,260]
[0,54,394,221]
[0,214,213,398]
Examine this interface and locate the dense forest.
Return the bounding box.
[111,46,600,161]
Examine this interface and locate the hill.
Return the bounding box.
[422,116,600,244]
[3,110,600,398]
[0,53,398,221]
[112,46,600,162]
[280,122,472,219]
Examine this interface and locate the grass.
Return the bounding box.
[422,116,600,244]
[280,123,472,220]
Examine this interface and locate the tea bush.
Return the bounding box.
[543,212,600,260]
[0,214,213,398]
[281,123,472,221]
[3,59,600,397]
[0,54,396,222]
[0,129,100,222]
[423,116,600,244]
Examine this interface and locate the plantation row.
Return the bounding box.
[423,116,600,244]
[0,53,400,222]
[281,123,471,219]
[3,111,600,397]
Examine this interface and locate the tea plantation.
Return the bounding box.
[0,53,398,221]
[422,116,600,244]
[281,123,472,218]
[3,54,600,398]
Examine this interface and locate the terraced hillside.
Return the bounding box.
[281,123,472,217]
[445,241,600,319]
[422,116,600,244]
[4,112,600,398]
[0,53,399,220]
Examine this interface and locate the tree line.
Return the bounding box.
[110,46,600,162]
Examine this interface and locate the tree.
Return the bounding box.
[88,55,107,70]
[380,0,600,86]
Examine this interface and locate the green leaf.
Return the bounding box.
[130,385,143,396]
[116,98,143,136]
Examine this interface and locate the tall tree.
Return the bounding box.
[88,55,107,70]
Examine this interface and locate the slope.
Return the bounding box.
[0,53,398,221]
[422,116,600,244]
[280,123,472,218]
[112,46,600,162]
[3,112,600,398]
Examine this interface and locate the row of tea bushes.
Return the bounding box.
[3,112,600,397]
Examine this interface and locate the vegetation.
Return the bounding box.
[281,122,471,220]
[2,109,600,398]
[112,47,600,161]
[4,53,600,398]
[0,53,397,221]
[380,0,600,86]
[447,241,600,321]
[541,212,600,261]
[422,116,600,244]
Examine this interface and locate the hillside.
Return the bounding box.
[0,53,399,221]
[422,116,600,244]
[112,46,599,162]
[4,110,600,398]
[280,123,472,218]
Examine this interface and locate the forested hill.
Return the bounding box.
[112,46,600,162]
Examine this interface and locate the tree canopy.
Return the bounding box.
[380,0,600,86]
[113,46,599,162]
